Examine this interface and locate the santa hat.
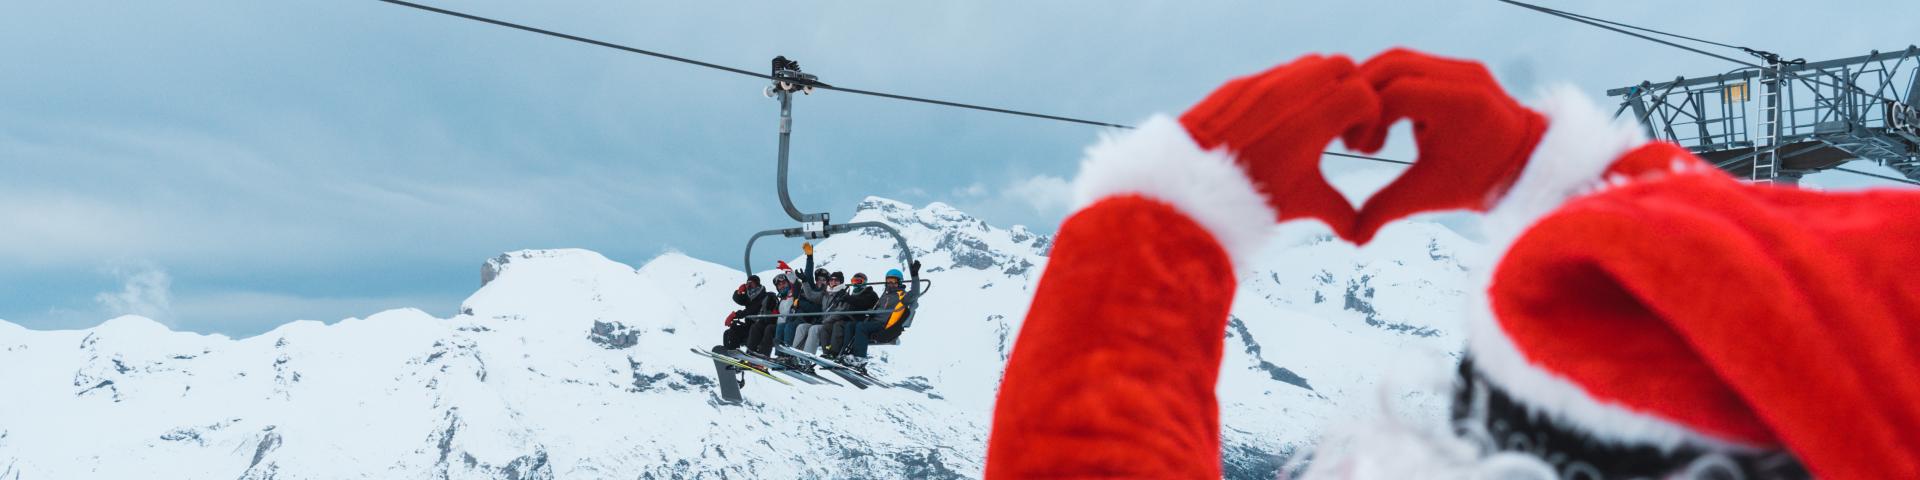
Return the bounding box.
[1452,89,1920,479]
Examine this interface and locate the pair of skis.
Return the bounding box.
[691,348,787,404]
[730,349,844,387]
[775,345,891,389]
[689,345,894,403]
[690,347,845,390]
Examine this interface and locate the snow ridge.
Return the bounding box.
[0,199,1477,479]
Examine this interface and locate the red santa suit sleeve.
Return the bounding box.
[987,53,1383,478]
[985,117,1276,479]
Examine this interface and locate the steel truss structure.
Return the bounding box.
[1608,46,1920,183]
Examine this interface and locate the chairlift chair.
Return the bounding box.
[737,56,931,335]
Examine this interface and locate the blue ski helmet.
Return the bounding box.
[885,269,903,280]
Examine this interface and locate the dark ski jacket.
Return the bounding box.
[731,284,775,320]
[834,285,880,323]
[820,286,849,315]
[875,287,913,330]
[869,261,922,341]
[795,254,828,316]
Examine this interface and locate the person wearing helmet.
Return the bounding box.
[840,261,920,373]
[822,272,878,358]
[777,243,831,359]
[745,271,794,356]
[795,270,846,356]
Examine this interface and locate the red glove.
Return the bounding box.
[735,283,747,294]
[723,311,738,327]
[1342,48,1548,243]
[1179,54,1382,242]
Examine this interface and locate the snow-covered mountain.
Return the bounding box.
[0,197,1479,479]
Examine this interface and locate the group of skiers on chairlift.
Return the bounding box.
[713,241,918,376]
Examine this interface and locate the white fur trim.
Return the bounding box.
[1463,291,1762,453]
[1481,85,1649,245]
[1465,86,1760,453]
[1293,351,1562,480]
[1073,115,1275,271]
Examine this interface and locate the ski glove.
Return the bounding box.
[802,242,814,256]
[1342,48,1548,241]
[1179,53,1382,243]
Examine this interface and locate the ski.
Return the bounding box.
[776,345,891,388]
[733,350,843,387]
[778,346,871,389]
[690,348,792,387]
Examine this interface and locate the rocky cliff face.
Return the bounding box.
[0,198,1477,479]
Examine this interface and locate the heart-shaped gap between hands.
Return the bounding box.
[1182,49,1548,245]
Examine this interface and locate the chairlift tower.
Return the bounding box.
[1608,46,1920,184]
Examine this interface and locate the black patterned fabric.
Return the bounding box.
[1448,357,1811,480]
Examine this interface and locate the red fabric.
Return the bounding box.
[986,195,1236,479]
[1491,170,1920,479]
[1343,48,1547,244]
[1179,53,1381,242]
[1603,141,1700,179]
[990,48,1920,479]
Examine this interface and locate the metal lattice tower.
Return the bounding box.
[1608,46,1920,184]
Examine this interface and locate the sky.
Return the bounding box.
[2,0,1915,336]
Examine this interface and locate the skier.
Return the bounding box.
[713,275,769,353]
[744,271,792,356]
[984,48,1920,479]
[822,272,878,357]
[794,271,846,355]
[778,243,829,358]
[839,263,919,373]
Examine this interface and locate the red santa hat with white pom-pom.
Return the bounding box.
[985,49,1920,479]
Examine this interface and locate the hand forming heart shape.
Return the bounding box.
[1180,48,1548,245]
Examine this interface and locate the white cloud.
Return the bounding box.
[94,264,173,324]
[1001,174,1073,216]
[955,182,989,198]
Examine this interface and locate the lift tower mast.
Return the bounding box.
[1609,46,1920,184]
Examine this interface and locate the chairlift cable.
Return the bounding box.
[1494,0,1916,186]
[376,0,1126,129]
[1324,151,1413,166]
[1494,0,1898,104]
[374,0,1412,164]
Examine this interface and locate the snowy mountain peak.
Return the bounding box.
[93,314,174,336]
[837,197,1049,278]
[479,248,615,288]
[0,198,1481,479]
[853,197,991,236]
